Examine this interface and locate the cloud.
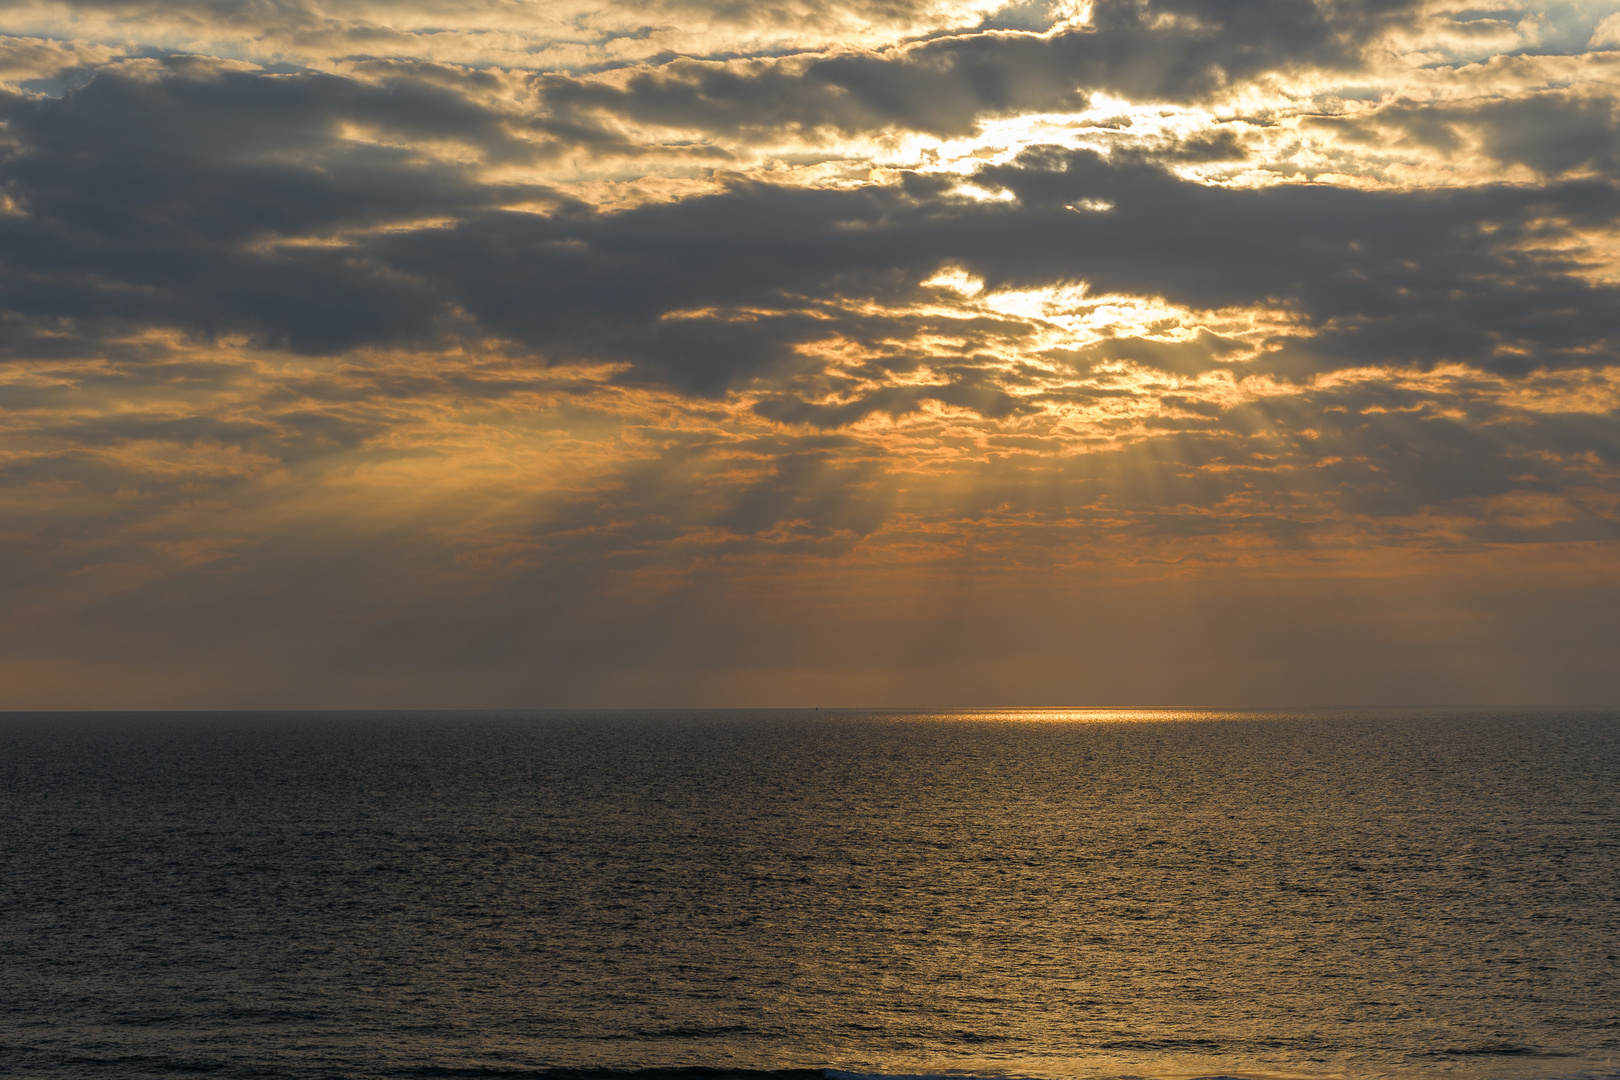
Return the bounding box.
[536,0,1363,145]
[2,0,1620,705]
[0,59,534,351]
[0,0,1035,72]
[1303,89,1620,179]
[16,60,1616,386]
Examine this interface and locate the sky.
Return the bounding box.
[2,0,1619,708]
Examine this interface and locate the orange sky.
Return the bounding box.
[2,0,1618,706]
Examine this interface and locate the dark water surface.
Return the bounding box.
[2,709,1617,1080]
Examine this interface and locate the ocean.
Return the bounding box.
[1,709,1616,1080]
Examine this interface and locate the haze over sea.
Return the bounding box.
[3,709,1616,1080]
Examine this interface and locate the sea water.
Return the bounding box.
[1,709,1616,1080]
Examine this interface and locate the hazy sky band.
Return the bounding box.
[2,0,1618,707]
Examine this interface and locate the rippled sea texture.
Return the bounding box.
[2,710,1617,1080]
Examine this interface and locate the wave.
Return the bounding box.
[631,1025,762,1040]
[1426,1045,1576,1058]
[398,1067,1620,1080]
[404,1069,828,1080]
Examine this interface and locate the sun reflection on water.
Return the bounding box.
[894,708,1280,723]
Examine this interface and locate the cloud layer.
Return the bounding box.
[1,0,1618,706]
